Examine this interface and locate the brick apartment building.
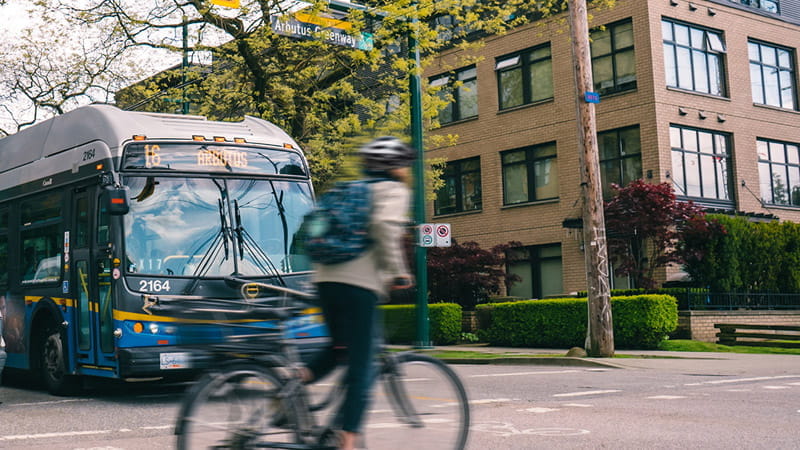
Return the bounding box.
[424,0,800,299]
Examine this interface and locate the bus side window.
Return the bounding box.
[20,192,63,284]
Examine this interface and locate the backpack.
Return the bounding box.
[300,179,385,265]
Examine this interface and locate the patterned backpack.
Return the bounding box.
[301,179,385,265]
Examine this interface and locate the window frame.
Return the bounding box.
[748,39,797,110]
[507,243,563,299]
[662,19,728,97]
[590,19,637,96]
[430,65,478,125]
[434,157,483,216]
[757,138,800,207]
[669,124,733,206]
[495,43,554,110]
[598,126,643,199]
[501,142,559,205]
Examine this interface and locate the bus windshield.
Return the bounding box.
[123,176,313,277]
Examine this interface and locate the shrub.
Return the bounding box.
[476,295,678,349]
[381,303,462,345]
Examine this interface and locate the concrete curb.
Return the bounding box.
[439,356,625,368]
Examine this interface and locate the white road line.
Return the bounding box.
[470,398,515,404]
[688,375,800,386]
[8,398,91,407]
[762,386,791,390]
[0,430,112,441]
[469,370,579,378]
[519,407,560,413]
[139,425,173,430]
[647,395,686,400]
[553,389,621,397]
[563,403,594,408]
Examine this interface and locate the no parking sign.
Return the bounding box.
[419,223,451,247]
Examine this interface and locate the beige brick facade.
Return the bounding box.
[425,0,800,297]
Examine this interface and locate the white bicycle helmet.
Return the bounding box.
[358,136,416,171]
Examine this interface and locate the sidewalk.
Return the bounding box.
[393,343,800,372]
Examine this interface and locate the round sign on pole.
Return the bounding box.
[434,223,451,247]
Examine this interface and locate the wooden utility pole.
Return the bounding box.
[567,0,614,357]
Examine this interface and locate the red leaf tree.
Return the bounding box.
[427,240,522,310]
[604,180,709,289]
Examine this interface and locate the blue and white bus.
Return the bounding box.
[0,105,326,394]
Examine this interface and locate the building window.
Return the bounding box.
[733,0,779,13]
[662,19,727,96]
[669,125,732,203]
[598,126,642,199]
[749,40,796,110]
[758,139,800,206]
[591,19,636,95]
[501,142,558,205]
[507,244,563,299]
[496,44,553,110]
[431,66,478,125]
[434,157,482,215]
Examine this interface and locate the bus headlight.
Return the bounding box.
[149,323,159,334]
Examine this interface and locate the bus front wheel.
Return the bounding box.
[40,328,80,395]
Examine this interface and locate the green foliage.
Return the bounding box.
[427,240,522,310]
[681,215,800,292]
[381,303,462,345]
[476,295,678,349]
[611,295,678,348]
[459,332,480,343]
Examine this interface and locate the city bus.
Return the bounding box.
[0,105,327,394]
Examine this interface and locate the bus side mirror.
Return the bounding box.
[103,186,130,215]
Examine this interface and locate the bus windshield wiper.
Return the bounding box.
[233,199,286,286]
[183,182,236,295]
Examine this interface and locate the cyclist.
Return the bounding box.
[307,136,416,449]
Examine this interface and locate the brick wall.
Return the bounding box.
[677,310,800,342]
[425,0,800,296]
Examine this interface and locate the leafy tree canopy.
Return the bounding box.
[3,0,615,189]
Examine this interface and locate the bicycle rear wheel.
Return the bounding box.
[175,362,304,450]
[366,353,470,450]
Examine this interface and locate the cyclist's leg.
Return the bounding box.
[314,282,378,443]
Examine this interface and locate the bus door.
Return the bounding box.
[71,187,116,371]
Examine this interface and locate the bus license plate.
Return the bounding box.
[160,352,191,370]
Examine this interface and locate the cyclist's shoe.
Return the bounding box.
[316,428,341,450]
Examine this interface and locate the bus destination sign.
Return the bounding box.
[123,143,307,176]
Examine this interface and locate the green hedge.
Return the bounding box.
[381,303,462,345]
[476,295,677,349]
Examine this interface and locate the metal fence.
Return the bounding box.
[684,290,800,310]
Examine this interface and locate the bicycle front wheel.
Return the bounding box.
[367,353,470,450]
[175,362,304,450]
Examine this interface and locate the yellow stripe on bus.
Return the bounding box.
[25,296,76,308]
[113,307,322,324]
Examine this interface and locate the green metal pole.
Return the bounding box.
[408,17,430,349]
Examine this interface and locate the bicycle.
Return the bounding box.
[168,279,470,449]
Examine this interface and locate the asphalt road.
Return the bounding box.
[1,351,798,449]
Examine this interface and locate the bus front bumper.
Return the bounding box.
[116,337,330,379]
